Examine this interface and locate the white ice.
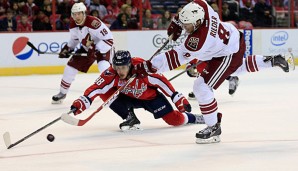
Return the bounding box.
[0,68,298,171]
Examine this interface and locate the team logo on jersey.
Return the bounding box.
[104,70,115,77]
[187,37,199,50]
[91,20,101,29]
[12,37,34,60]
[122,79,147,98]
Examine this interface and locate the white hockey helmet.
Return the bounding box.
[71,2,87,25]
[179,2,205,28]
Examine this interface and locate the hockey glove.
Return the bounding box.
[171,92,191,112]
[82,33,94,48]
[186,59,208,77]
[132,60,157,77]
[71,96,92,115]
[59,44,73,58]
[87,44,101,59]
[167,15,183,41]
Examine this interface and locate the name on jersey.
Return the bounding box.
[122,79,147,98]
[210,16,218,38]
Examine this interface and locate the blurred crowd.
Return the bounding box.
[0,0,297,32]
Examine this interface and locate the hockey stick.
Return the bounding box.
[168,61,203,81]
[61,74,137,126]
[26,41,88,56]
[3,110,73,149]
[149,34,173,60]
[61,35,173,126]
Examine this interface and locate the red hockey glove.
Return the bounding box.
[71,96,92,115]
[59,44,73,58]
[171,92,191,112]
[132,60,157,77]
[82,33,94,48]
[167,15,183,41]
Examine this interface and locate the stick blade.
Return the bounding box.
[61,113,80,126]
[3,132,12,149]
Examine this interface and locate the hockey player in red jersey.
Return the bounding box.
[133,0,295,143]
[70,50,205,131]
[52,2,114,104]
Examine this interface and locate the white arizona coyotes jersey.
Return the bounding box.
[151,0,240,72]
[68,15,113,53]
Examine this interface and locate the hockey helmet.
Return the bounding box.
[112,50,132,68]
[179,2,205,28]
[71,2,87,25]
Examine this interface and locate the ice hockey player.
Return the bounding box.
[70,50,206,131]
[52,2,114,104]
[132,0,295,143]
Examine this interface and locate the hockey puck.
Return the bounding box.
[47,134,55,142]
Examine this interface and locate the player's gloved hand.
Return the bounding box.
[171,92,191,112]
[87,44,101,59]
[59,44,73,58]
[132,60,157,77]
[70,96,92,115]
[167,15,183,41]
[82,33,94,48]
[186,59,208,77]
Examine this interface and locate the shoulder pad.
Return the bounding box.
[84,16,102,29]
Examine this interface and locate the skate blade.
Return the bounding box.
[52,100,64,104]
[121,124,143,132]
[188,97,196,100]
[196,135,221,144]
[285,52,295,71]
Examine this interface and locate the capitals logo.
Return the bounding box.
[12,37,33,60]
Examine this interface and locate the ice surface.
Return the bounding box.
[0,68,298,171]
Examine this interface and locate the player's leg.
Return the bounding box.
[95,48,114,72]
[52,48,94,104]
[109,94,141,131]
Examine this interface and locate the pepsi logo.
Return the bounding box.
[12,37,33,60]
[271,31,288,46]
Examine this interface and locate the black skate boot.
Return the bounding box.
[52,92,66,104]
[196,113,222,144]
[119,108,141,131]
[264,54,291,72]
[188,92,196,100]
[228,76,239,95]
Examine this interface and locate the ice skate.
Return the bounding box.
[264,53,295,72]
[52,92,66,104]
[228,76,239,95]
[119,109,142,131]
[196,113,222,144]
[188,92,196,100]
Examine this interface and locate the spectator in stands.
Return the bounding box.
[0,0,10,17]
[240,0,255,23]
[107,0,121,17]
[157,10,172,29]
[89,0,108,19]
[110,13,128,30]
[57,0,73,16]
[222,2,239,22]
[42,4,52,17]
[123,4,138,29]
[32,10,51,30]
[11,2,21,15]
[0,9,17,31]
[253,0,274,27]
[90,9,100,18]
[56,13,70,30]
[134,0,151,10]
[210,3,219,13]
[21,0,39,17]
[142,9,153,29]
[17,14,32,31]
[124,0,137,16]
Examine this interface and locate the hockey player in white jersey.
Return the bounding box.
[133,0,295,143]
[52,2,114,104]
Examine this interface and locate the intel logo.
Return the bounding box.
[271,31,288,46]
